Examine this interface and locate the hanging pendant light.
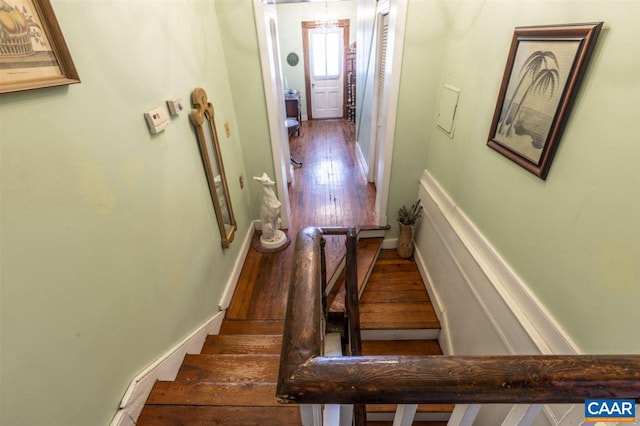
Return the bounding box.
[315,1,338,32]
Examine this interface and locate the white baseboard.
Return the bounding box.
[110,310,225,426]
[381,238,397,249]
[110,223,255,425]
[218,221,256,311]
[413,169,579,425]
[355,141,369,179]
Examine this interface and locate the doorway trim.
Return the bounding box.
[253,0,408,228]
[253,0,292,228]
[365,0,408,226]
[302,19,350,120]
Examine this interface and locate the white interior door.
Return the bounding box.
[371,12,389,186]
[309,27,344,119]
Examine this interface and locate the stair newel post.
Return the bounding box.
[344,228,366,426]
[320,236,328,318]
[344,228,361,357]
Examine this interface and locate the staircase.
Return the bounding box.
[137,320,298,425]
[138,241,450,425]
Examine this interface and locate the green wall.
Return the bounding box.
[0,1,257,424]
[276,0,357,119]
[391,0,640,353]
[215,0,276,218]
[2,1,639,424]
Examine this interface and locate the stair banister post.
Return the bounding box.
[320,236,327,317]
[344,227,366,426]
[344,227,362,357]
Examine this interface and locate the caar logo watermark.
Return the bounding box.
[585,399,636,422]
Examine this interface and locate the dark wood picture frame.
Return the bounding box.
[0,0,79,94]
[487,22,603,179]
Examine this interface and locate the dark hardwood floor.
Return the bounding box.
[226,119,377,321]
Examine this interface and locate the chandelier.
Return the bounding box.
[315,1,338,31]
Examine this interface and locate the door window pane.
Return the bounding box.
[325,32,340,76]
[311,33,327,77]
[311,29,341,79]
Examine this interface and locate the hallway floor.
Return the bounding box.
[137,121,449,424]
[225,119,376,321]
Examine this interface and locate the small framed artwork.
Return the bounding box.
[0,0,79,94]
[487,22,603,179]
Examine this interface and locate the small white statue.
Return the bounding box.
[253,173,287,249]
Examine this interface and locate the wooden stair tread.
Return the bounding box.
[327,237,383,312]
[202,334,282,355]
[360,318,440,330]
[361,339,443,356]
[176,354,280,383]
[360,304,440,330]
[145,382,284,406]
[137,405,301,425]
[220,320,284,335]
[360,250,440,331]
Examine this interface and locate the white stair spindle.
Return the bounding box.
[301,404,323,426]
[339,405,353,426]
[323,404,340,426]
[392,404,418,426]
[557,404,587,426]
[448,404,482,426]
[502,404,543,426]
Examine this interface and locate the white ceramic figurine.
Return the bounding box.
[253,173,287,249]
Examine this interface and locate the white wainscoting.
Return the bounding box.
[413,170,581,425]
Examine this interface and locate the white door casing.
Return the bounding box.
[372,0,407,226]
[253,0,292,227]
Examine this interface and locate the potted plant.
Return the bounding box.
[397,199,423,258]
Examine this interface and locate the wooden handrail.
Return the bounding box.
[277,227,640,407]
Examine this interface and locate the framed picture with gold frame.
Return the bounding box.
[0,0,79,94]
[487,22,603,179]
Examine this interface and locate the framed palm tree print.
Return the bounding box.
[487,22,603,179]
